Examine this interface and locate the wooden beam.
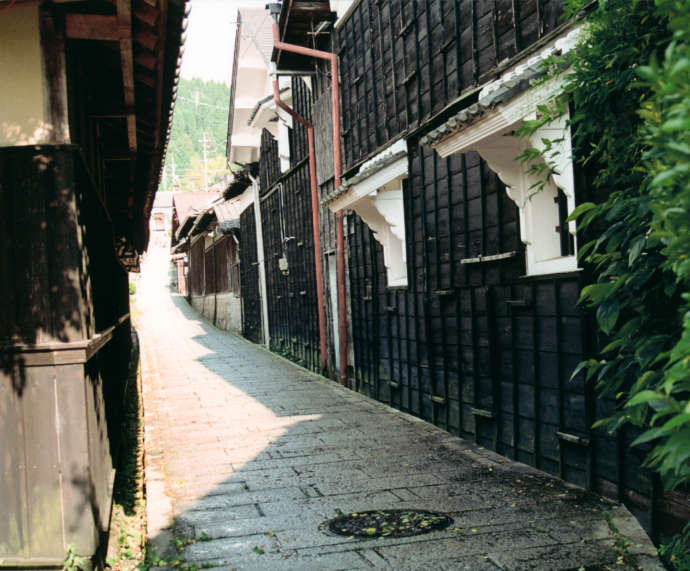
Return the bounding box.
[104,150,137,160]
[117,0,137,151]
[290,2,332,16]
[106,0,159,29]
[126,114,137,152]
[134,69,156,88]
[152,0,167,150]
[65,14,119,40]
[134,2,159,26]
[277,0,293,69]
[134,26,158,51]
[134,49,157,71]
[89,105,136,118]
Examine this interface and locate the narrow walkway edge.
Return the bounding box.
[135,247,662,570]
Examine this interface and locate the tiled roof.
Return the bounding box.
[172,191,220,222]
[322,147,407,206]
[419,26,583,149]
[212,187,253,224]
[247,87,289,126]
[419,66,543,148]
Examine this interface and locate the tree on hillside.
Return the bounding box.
[162,77,231,192]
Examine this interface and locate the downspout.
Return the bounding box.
[248,173,271,349]
[212,227,218,325]
[270,11,347,386]
[271,79,328,372]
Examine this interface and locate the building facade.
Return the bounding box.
[0,0,187,563]
[227,0,689,539]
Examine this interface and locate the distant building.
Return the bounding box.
[171,191,221,295]
[150,191,174,249]
[171,167,255,333]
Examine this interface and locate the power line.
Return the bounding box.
[176,95,229,111]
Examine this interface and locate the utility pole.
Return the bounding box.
[199,131,209,190]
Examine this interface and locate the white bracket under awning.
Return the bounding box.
[420,27,583,276]
[324,140,408,287]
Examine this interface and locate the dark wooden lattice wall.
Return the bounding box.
[336,0,676,536]
[336,0,565,171]
[240,204,263,344]
[252,78,322,372]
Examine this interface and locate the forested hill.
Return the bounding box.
[162,77,231,192]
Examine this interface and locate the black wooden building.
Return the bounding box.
[234,0,689,538]
[239,78,324,371]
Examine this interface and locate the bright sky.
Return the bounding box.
[180,0,266,84]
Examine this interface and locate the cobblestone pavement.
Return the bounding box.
[136,248,661,570]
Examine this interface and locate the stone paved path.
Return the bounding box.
[135,247,661,570]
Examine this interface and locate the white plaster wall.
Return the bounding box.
[214,292,242,334]
[191,293,242,335]
[0,1,50,146]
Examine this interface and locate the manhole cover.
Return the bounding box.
[322,509,453,538]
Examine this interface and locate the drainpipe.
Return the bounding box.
[248,173,271,349]
[269,8,347,386]
[212,227,218,325]
[272,79,327,372]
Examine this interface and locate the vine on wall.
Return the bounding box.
[519,0,690,491]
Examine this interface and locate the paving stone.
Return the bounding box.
[136,250,661,569]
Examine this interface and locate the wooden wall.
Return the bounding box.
[345,139,672,532]
[239,204,263,344]
[334,0,678,537]
[0,146,131,564]
[250,78,322,372]
[189,236,206,297]
[336,0,566,172]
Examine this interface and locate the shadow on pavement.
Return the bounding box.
[139,291,659,570]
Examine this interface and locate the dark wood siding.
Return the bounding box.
[0,146,131,563]
[204,242,215,295]
[240,204,263,343]
[189,236,205,296]
[346,140,673,535]
[259,129,280,197]
[336,0,566,171]
[253,78,321,372]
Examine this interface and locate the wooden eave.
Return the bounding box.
[272,0,336,73]
[59,0,188,254]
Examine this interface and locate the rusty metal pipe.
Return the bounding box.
[272,80,327,372]
[272,23,348,387]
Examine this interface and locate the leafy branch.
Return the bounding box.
[517,0,689,490]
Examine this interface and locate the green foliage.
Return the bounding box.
[63,544,86,571]
[519,0,690,489]
[659,523,690,569]
[163,78,232,192]
[634,0,690,488]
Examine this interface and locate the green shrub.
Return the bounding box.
[519,0,690,489]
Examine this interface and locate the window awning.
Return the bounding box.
[324,139,408,287]
[419,27,583,276]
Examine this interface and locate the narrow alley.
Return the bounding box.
[135,247,660,570]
